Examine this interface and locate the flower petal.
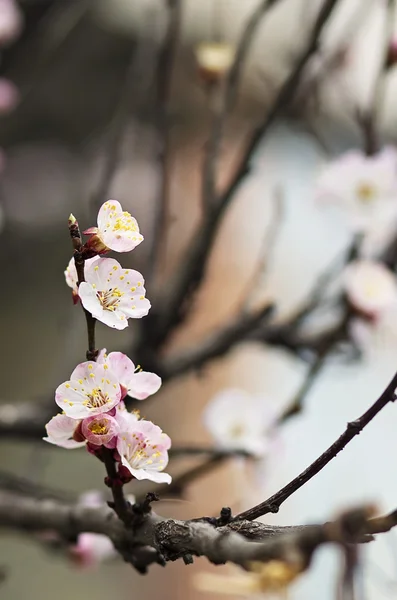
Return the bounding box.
[127,371,162,400]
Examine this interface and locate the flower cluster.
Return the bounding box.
[65,200,148,329]
[45,353,170,484]
[46,201,171,486]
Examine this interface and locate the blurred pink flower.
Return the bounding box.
[0,78,19,115]
[0,0,23,46]
[343,260,397,317]
[78,257,150,330]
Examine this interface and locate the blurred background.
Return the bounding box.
[2,0,397,599]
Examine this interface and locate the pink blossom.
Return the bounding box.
[0,0,23,46]
[55,361,121,419]
[315,147,397,233]
[64,256,98,302]
[70,491,120,568]
[84,200,143,253]
[203,389,277,457]
[71,532,115,568]
[117,419,171,484]
[81,413,120,447]
[97,349,162,400]
[43,414,85,449]
[0,78,19,115]
[78,257,150,330]
[343,260,397,317]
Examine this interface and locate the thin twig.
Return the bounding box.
[201,0,281,210]
[145,0,342,349]
[278,353,328,423]
[148,0,182,280]
[89,45,137,216]
[169,447,251,458]
[159,303,274,381]
[235,368,397,521]
[238,187,285,314]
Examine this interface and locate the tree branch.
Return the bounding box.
[0,490,393,573]
[235,369,397,521]
[159,303,274,381]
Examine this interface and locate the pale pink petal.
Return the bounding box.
[43,414,85,449]
[95,200,143,252]
[106,352,136,388]
[55,362,121,419]
[127,371,162,400]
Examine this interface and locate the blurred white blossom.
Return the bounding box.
[315,148,397,248]
[343,260,397,318]
[203,389,277,457]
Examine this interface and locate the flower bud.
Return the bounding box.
[195,42,235,85]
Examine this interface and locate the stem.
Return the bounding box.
[68,214,97,361]
[235,370,397,521]
[102,447,131,524]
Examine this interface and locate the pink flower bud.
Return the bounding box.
[81,414,120,447]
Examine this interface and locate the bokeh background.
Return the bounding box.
[1,1,397,599]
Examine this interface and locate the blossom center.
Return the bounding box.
[356,182,377,203]
[229,423,245,439]
[84,388,110,409]
[111,212,138,232]
[89,421,109,435]
[97,288,123,311]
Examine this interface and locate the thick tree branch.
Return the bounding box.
[235,370,397,521]
[0,490,394,573]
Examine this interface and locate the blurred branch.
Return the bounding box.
[0,400,52,439]
[235,368,397,521]
[89,44,137,216]
[337,543,359,600]
[169,446,251,458]
[149,0,182,280]
[358,0,396,155]
[238,187,284,314]
[201,0,281,211]
[0,489,393,573]
[0,470,75,502]
[159,303,274,381]
[143,0,342,351]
